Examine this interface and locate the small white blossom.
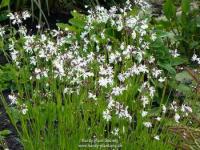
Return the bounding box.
[158,77,166,83]
[154,135,160,140]
[88,92,97,101]
[170,49,180,58]
[162,105,167,114]
[143,122,152,128]
[0,27,5,37]
[141,111,148,117]
[8,94,17,105]
[111,86,126,96]
[111,128,119,136]
[174,113,180,123]
[156,117,161,121]
[21,104,28,115]
[22,11,31,20]
[103,109,111,121]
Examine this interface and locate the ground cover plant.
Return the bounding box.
[0,0,200,149]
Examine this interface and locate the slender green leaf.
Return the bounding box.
[181,0,190,14]
[163,0,176,20]
[0,0,10,8]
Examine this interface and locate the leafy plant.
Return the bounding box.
[0,0,199,150]
[155,0,200,61]
[0,0,10,22]
[0,129,11,149]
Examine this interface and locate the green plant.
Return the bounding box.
[0,0,10,22]
[0,1,199,149]
[155,0,200,61]
[0,129,11,149]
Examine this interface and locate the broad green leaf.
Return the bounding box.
[177,84,192,94]
[175,71,193,82]
[69,10,86,29]
[158,62,176,75]
[0,130,11,136]
[56,23,78,32]
[163,0,176,20]
[171,57,188,66]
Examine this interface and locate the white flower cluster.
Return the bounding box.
[192,53,200,64]
[2,1,193,138]
[104,97,132,122]
[7,11,30,25]
[8,93,28,115]
[170,101,192,123]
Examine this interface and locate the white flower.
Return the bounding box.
[149,86,155,98]
[34,68,41,79]
[103,109,111,121]
[151,33,157,41]
[30,56,36,65]
[170,49,180,58]
[109,52,120,64]
[99,66,113,76]
[0,27,5,37]
[155,117,161,121]
[138,64,149,73]
[53,58,65,78]
[18,26,27,35]
[154,135,160,140]
[126,17,137,28]
[63,87,74,94]
[118,73,125,82]
[36,24,41,29]
[7,12,22,25]
[181,104,192,116]
[88,92,97,101]
[141,111,148,117]
[191,53,198,62]
[111,128,119,136]
[98,77,113,87]
[10,50,19,61]
[108,97,115,109]
[21,104,28,115]
[148,56,155,63]
[120,42,125,50]
[8,94,17,105]
[141,96,149,108]
[22,11,31,20]
[111,86,126,96]
[162,105,167,114]
[152,68,162,78]
[174,113,180,123]
[191,54,200,64]
[158,77,166,83]
[143,122,152,128]
[136,51,143,63]
[181,104,190,112]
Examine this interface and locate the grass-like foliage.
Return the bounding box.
[0,0,199,149]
